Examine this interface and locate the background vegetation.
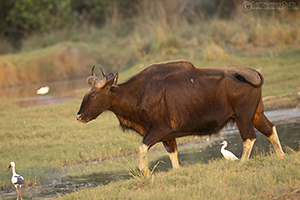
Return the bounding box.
[0,0,299,88]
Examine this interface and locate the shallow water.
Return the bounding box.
[0,78,85,107]
[153,109,300,169]
[1,109,299,199]
[0,78,86,98]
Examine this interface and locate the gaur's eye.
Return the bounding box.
[89,94,96,100]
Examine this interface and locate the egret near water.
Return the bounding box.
[36,86,50,95]
[6,162,24,200]
[220,141,239,160]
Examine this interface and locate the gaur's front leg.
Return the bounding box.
[163,139,179,168]
[139,143,151,177]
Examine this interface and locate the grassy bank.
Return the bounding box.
[0,48,299,191]
[54,152,300,200]
[0,93,210,190]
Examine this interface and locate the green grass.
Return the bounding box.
[0,48,299,192]
[0,99,140,189]
[53,152,300,200]
[0,95,216,190]
[1,46,300,188]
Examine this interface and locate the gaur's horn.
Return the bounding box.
[97,64,108,88]
[98,64,107,79]
[91,65,96,76]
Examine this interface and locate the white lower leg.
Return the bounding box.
[241,138,256,161]
[268,126,285,158]
[139,143,150,176]
[168,150,179,169]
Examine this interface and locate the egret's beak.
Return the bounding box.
[6,164,11,173]
[220,142,225,145]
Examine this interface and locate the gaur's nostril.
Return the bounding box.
[76,114,82,122]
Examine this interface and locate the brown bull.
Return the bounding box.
[76,60,284,176]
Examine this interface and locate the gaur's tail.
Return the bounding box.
[234,69,264,88]
[229,66,264,88]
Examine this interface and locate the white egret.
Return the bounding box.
[36,86,49,95]
[6,162,24,200]
[220,141,239,160]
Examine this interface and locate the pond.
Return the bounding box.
[0,78,86,107]
[0,78,86,98]
[0,109,299,199]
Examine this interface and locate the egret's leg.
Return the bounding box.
[15,187,19,200]
[19,186,23,200]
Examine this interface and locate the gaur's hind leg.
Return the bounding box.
[235,117,257,161]
[254,112,285,158]
[241,137,256,161]
[163,139,179,169]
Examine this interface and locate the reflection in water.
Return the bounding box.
[1,110,299,199]
[17,95,76,107]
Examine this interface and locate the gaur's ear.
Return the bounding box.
[87,76,97,86]
[107,73,114,80]
[113,73,118,86]
[86,76,105,90]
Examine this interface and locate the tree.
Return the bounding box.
[0,0,75,50]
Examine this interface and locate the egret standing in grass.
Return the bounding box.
[220,141,239,160]
[6,162,24,200]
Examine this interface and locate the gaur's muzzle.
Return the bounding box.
[76,114,83,122]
